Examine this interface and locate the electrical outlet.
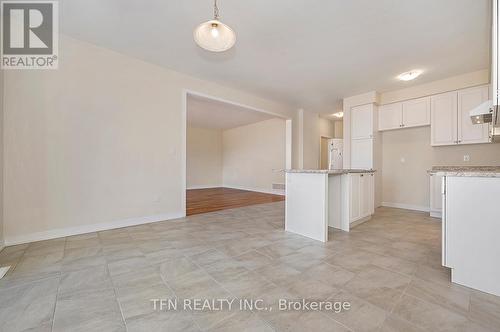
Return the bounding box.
[463,155,470,162]
[400,157,406,163]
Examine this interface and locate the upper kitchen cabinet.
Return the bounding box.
[431,85,490,146]
[431,91,458,146]
[351,104,374,139]
[458,85,490,145]
[378,103,402,131]
[402,97,430,128]
[378,97,430,131]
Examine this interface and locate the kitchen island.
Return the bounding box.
[284,169,376,242]
[429,166,500,297]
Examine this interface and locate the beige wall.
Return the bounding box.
[0,70,3,248]
[382,127,433,209]
[382,127,500,209]
[186,126,222,189]
[222,118,286,193]
[380,69,489,104]
[302,111,321,169]
[3,35,293,244]
[318,118,334,138]
[334,121,343,138]
[380,69,500,210]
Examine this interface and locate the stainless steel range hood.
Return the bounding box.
[470,0,500,136]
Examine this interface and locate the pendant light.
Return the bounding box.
[194,0,236,52]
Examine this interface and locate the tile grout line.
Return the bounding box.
[50,237,67,332]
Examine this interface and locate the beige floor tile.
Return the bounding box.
[53,288,125,332]
[392,293,470,331]
[469,290,500,330]
[326,290,388,332]
[125,312,200,332]
[2,203,500,331]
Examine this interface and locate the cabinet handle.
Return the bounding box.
[360,174,364,177]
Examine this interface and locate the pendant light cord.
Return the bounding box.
[213,0,220,20]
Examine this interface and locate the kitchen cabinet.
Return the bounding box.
[458,86,490,144]
[429,173,443,218]
[378,103,402,131]
[431,85,490,146]
[431,91,459,146]
[378,97,430,131]
[351,104,374,139]
[402,97,431,128]
[349,172,374,224]
[349,173,361,222]
[360,173,374,218]
[350,103,377,170]
[351,138,373,169]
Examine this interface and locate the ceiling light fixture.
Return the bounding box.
[194,0,236,52]
[332,112,344,118]
[397,70,423,81]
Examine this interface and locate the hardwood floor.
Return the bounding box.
[186,187,285,216]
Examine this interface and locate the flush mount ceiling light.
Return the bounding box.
[332,112,344,118]
[194,0,236,52]
[397,70,423,81]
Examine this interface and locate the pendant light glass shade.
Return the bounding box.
[194,1,236,52]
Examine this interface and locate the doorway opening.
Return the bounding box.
[182,91,291,216]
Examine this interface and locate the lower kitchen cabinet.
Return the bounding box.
[349,172,375,225]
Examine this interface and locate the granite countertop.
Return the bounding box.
[428,166,500,178]
[284,169,376,174]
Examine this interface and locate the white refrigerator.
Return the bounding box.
[328,139,343,170]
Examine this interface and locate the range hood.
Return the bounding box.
[470,0,500,136]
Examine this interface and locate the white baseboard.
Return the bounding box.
[430,211,442,219]
[4,212,185,246]
[223,184,285,196]
[381,202,430,213]
[186,185,221,190]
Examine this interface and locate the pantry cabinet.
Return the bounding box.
[350,103,377,170]
[431,85,490,146]
[351,104,374,139]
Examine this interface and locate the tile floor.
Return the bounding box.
[0,203,499,331]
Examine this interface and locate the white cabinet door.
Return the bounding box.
[431,91,458,146]
[351,138,373,169]
[350,174,361,222]
[351,104,373,139]
[458,85,490,145]
[360,173,372,218]
[378,103,402,131]
[402,96,430,128]
[369,173,375,215]
[430,174,443,218]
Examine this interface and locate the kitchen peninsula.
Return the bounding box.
[284,169,376,242]
[429,166,500,296]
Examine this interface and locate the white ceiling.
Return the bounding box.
[60,0,490,114]
[187,94,276,129]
